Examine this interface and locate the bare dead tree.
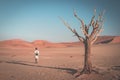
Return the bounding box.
[60,9,104,76]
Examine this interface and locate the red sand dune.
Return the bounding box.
[95,36,120,44]
[95,36,114,44]
[0,36,120,48]
[32,40,50,48]
[32,40,67,48]
[0,39,32,48]
[110,36,120,43]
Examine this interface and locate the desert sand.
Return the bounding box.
[0,42,120,80]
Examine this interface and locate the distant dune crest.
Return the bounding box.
[0,36,120,48]
[95,36,120,44]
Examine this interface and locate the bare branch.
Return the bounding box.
[94,8,96,16]
[81,25,89,37]
[59,17,84,42]
[89,21,99,39]
[88,9,96,27]
[91,36,97,45]
[60,9,105,45]
[60,17,74,33]
[73,29,85,42]
[99,10,105,21]
[73,10,89,37]
[90,10,104,40]
[91,28,103,44]
[89,15,95,27]
[74,10,85,29]
[97,10,105,28]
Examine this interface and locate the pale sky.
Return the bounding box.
[0,0,120,42]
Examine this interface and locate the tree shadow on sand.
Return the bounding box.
[1,60,120,80]
[1,60,77,75]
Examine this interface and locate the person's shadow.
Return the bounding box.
[0,60,77,75]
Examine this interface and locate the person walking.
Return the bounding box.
[34,48,40,63]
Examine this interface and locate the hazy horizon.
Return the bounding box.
[0,0,120,42]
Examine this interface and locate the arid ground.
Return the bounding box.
[0,42,120,80]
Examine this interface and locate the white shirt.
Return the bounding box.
[34,50,40,56]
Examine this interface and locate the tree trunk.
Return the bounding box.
[81,38,92,74]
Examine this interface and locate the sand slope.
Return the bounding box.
[0,36,120,48]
